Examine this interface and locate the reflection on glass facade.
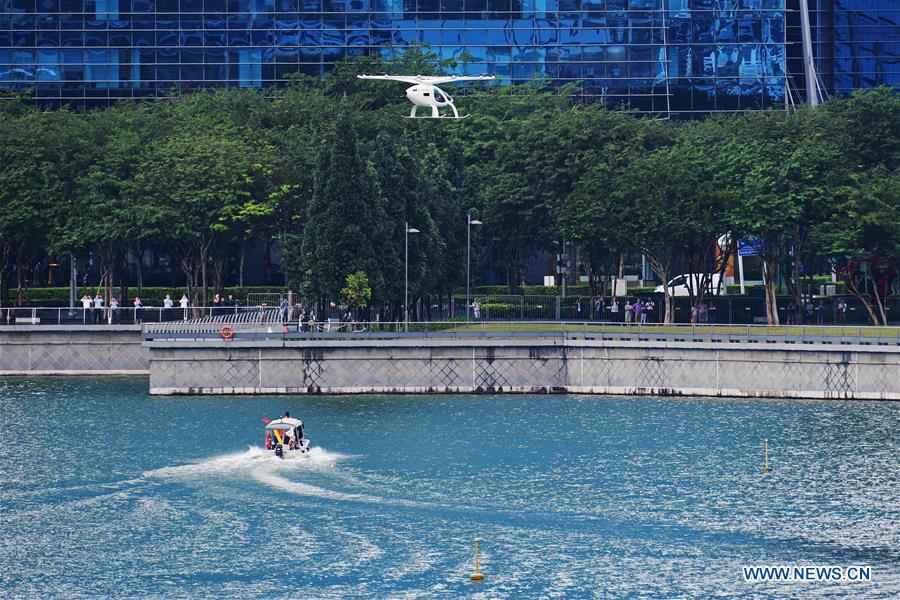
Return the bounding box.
[810,1,900,96]
[1,0,794,113]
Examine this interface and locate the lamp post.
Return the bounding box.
[69,253,77,315]
[405,221,420,331]
[466,212,482,322]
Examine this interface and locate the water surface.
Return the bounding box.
[1,378,899,598]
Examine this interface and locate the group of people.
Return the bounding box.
[210,293,239,316]
[593,297,656,324]
[297,306,318,331]
[80,293,115,324]
[78,293,192,323]
[689,302,710,324]
[784,298,830,325]
[622,298,655,324]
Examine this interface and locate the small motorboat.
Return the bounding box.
[264,416,310,459]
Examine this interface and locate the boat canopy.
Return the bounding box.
[266,417,303,431]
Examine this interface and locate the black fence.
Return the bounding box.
[3,294,899,326]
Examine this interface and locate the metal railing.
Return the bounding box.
[0,305,282,326]
[4,294,898,329]
[141,320,900,346]
[448,294,898,325]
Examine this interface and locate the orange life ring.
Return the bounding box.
[220,325,235,341]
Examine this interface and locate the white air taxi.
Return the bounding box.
[357,74,495,119]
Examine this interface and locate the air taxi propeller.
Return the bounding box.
[357,74,495,119]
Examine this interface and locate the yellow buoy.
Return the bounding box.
[470,538,485,582]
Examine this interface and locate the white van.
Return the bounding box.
[655,274,726,297]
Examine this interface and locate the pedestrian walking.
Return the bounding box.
[280,297,290,323]
[639,299,648,325]
[472,300,481,320]
[593,297,603,321]
[109,297,119,324]
[633,299,643,325]
[624,299,634,324]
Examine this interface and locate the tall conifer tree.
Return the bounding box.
[301,109,384,301]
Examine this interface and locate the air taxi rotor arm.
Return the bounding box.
[356,74,424,85]
[424,75,496,84]
[356,74,495,85]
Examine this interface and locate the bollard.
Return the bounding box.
[470,538,485,582]
[762,438,769,474]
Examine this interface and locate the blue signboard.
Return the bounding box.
[739,239,764,257]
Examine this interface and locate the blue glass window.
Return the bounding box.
[238,47,262,86]
[92,0,120,19]
[84,48,119,87]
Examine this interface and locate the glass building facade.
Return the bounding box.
[810,1,900,96]
[0,1,893,113]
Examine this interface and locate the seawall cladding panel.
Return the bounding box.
[5,328,899,398]
[0,329,149,374]
[146,341,900,399]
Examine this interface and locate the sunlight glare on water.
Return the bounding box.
[1,378,899,599]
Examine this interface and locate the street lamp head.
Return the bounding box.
[407,227,420,234]
[469,219,483,226]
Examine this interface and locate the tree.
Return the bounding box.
[726,110,850,324]
[561,111,672,299]
[299,108,385,302]
[611,145,723,323]
[341,270,373,318]
[130,124,262,308]
[0,108,97,305]
[813,169,900,325]
[51,106,165,306]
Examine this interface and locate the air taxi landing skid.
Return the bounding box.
[404,113,471,119]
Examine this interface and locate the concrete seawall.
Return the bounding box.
[4,327,899,400]
[146,337,900,400]
[0,326,148,375]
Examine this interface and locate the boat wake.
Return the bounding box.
[142,446,437,509]
[143,445,350,479]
